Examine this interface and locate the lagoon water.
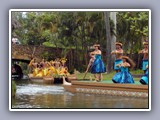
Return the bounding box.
[12,80,148,109]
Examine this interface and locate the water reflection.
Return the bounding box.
[12,81,148,109]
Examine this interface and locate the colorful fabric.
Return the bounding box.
[114,59,123,70]
[140,69,148,85]
[112,67,134,84]
[91,54,106,73]
[142,59,148,70]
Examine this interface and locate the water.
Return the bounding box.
[12,80,148,109]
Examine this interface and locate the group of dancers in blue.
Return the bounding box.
[86,42,148,85]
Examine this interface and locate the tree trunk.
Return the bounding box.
[110,12,117,70]
[104,12,112,73]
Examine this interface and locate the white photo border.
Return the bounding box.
[9,9,151,111]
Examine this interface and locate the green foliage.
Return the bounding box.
[12,11,149,71]
[12,81,16,97]
[117,12,149,53]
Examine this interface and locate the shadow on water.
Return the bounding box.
[12,80,148,109]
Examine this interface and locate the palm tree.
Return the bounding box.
[104,12,112,73]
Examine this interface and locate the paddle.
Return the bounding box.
[83,56,94,80]
[83,71,88,79]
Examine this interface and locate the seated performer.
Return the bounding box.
[111,42,124,73]
[139,65,148,85]
[60,58,67,67]
[91,44,106,82]
[40,59,45,68]
[59,58,70,76]
[28,58,39,74]
[112,56,135,84]
[139,41,148,73]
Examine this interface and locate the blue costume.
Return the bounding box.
[142,59,148,71]
[112,67,134,84]
[140,69,148,85]
[114,59,123,70]
[91,54,106,73]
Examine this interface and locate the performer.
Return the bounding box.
[139,65,148,85]
[112,56,135,84]
[40,59,45,68]
[28,58,37,73]
[85,52,95,73]
[111,42,124,72]
[90,44,106,82]
[139,41,148,73]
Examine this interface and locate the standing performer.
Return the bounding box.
[84,52,95,79]
[139,41,148,73]
[111,42,124,72]
[90,44,106,82]
[85,52,95,72]
[112,56,135,84]
[139,65,148,85]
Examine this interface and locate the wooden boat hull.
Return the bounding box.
[28,74,54,84]
[43,77,54,84]
[28,74,77,84]
[63,81,148,98]
[29,77,44,83]
[67,75,77,82]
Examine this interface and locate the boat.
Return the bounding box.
[43,76,54,84]
[63,81,148,98]
[62,76,71,85]
[66,74,77,82]
[28,74,44,83]
[28,74,77,84]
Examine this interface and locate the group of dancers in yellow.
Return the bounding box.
[28,58,70,77]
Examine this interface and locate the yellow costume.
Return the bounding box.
[28,59,34,67]
[59,67,70,76]
[33,68,39,76]
[43,68,48,76]
[30,58,70,77]
[36,69,44,77]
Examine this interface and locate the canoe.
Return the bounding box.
[28,74,64,84]
[28,74,44,83]
[28,74,53,84]
[28,74,78,84]
[43,77,54,84]
[62,76,71,85]
[66,74,77,82]
[63,81,148,98]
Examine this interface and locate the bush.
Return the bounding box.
[12,81,16,97]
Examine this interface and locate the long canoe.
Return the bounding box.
[63,81,148,98]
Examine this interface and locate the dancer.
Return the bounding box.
[40,59,45,68]
[139,65,148,85]
[139,41,148,73]
[28,58,37,73]
[90,44,106,82]
[85,52,95,73]
[112,56,135,84]
[84,52,95,80]
[111,42,124,72]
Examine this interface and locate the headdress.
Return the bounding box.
[93,44,100,47]
[115,42,123,47]
[143,42,148,45]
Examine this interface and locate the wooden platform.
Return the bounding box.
[63,81,148,98]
